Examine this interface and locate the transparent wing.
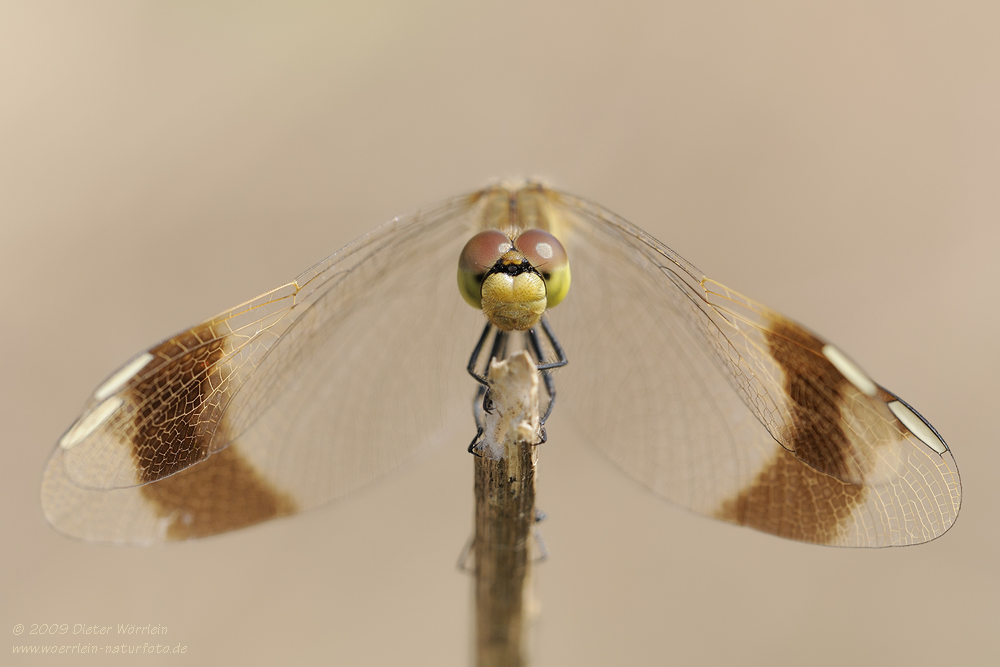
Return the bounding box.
[43,193,487,543]
[43,183,962,547]
[545,190,961,546]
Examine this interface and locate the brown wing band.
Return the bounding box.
[715,316,867,544]
[129,322,297,539]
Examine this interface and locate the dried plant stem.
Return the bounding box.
[473,351,541,667]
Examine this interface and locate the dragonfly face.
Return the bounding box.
[458,192,571,332]
[42,183,961,547]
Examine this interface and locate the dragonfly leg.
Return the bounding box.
[527,316,568,426]
[532,508,549,562]
[466,321,494,387]
[466,317,567,453]
[467,323,507,426]
[456,533,476,572]
[467,418,484,457]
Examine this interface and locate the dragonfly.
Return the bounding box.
[42,183,961,547]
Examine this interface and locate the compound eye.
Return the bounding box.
[514,229,571,308]
[514,229,567,275]
[460,230,511,275]
[458,231,512,308]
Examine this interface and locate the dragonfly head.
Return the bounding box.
[458,228,571,331]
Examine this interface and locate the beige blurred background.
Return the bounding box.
[2,2,997,665]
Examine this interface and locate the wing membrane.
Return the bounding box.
[43,193,485,542]
[43,184,961,546]
[546,190,960,546]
